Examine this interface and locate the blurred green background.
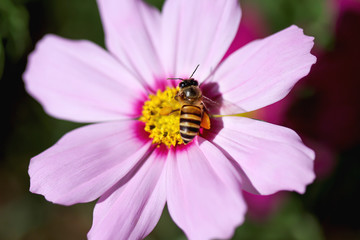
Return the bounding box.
[1,0,359,239]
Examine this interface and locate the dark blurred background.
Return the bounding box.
[1,0,359,239]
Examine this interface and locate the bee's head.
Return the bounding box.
[179,78,198,89]
[177,79,202,104]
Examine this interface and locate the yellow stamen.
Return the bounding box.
[139,87,183,147]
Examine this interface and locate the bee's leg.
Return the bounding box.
[169,109,180,115]
[202,96,219,113]
[200,111,211,129]
[202,102,210,113]
[159,107,179,116]
[202,95,218,104]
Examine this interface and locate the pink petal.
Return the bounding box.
[88,147,167,240]
[206,25,316,113]
[161,0,241,79]
[24,35,145,123]
[29,120,153,205]
[205,117,315,195]
[166,140,247,240]
[97,0,165,88]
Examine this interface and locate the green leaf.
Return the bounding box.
[144,0,165,10]
[0,0,31,60]
[244,0,334,49]
[46,0,104,46]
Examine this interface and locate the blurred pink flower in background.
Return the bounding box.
[287,0,360,152]
[228,1,345,220]
[23,0,316,239]
[283,0,360,179]
[335,0,360,13]
[242,191,287,222]
[241,0,360,224]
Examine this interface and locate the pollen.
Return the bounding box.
[139,87,183,147]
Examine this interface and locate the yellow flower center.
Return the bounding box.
[139,87,183,147]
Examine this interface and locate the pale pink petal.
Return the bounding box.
[161,0,241,79]
[29,120,153,205]
[24,35,145,123]
[205,25,316,113]
[97,0,164,88]
[205,117,315,195]
[88,147,167,240]
[166,140,247,240]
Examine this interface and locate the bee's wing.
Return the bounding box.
[202,95,246,116]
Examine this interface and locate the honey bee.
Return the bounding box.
[170,65,211,144]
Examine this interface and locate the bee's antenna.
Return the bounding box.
[167,78,184,81]
[189,64,200,78]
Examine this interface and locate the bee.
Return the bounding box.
[169,65,211,144]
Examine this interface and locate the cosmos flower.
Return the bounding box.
[24,0,316,239]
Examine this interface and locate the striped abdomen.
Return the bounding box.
[179,105,202,144]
